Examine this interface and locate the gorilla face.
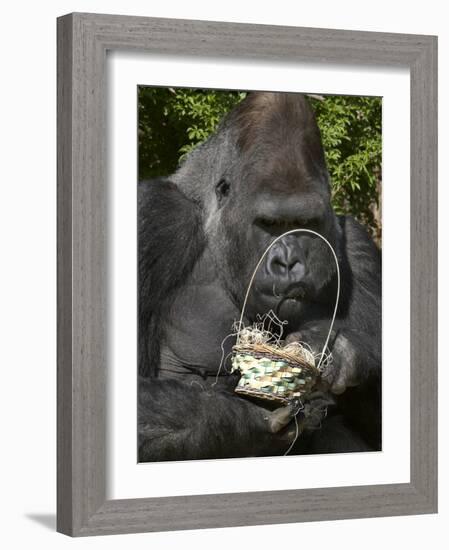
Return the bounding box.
[174,92,342,325]
[208,93,341,323]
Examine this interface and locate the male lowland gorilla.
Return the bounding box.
[138,92,381,461]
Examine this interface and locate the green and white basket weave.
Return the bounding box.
[231,342,318,404]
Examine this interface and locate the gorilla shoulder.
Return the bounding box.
[338,215,381,286]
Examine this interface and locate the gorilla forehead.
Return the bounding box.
[231,94,328,193]
[227,91,322,154]
[172,91,328,204]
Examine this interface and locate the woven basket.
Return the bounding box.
[231,343,319,405]
[231,228,340,406]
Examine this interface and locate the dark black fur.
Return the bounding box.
[138,179,205,377]
[138,92,381,462]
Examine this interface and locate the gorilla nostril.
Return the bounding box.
[289,261,305,278]
[269,256,305,279]
[270,258,287,275]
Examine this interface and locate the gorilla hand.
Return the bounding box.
[260,393,336,455]
[285,324,360,395]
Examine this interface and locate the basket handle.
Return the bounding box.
[236,229,340,371]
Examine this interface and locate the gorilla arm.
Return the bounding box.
[138,377,300,461]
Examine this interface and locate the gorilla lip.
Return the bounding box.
[275,292,306,318]
[283,282,307,300]
[258,281,307,301]
[255,283,308,320]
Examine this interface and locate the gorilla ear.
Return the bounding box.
[215,177,231,204]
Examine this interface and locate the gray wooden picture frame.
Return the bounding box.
[57,12,438,537]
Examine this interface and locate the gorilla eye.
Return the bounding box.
[215,178,231,202]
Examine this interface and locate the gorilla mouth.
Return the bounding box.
[273,281,307,301]
[272,285,308,319]
[254,281,310,320]
[281,283,306,302]
[250,285,309,325]
[249,216,326,320]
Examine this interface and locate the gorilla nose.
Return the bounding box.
[269,257,305,277]
[267,251,306,280]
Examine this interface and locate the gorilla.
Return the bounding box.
[138,92,381,462]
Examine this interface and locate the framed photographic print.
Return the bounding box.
[57,12,437,536]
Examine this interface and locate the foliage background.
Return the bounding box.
[138,87,382,243]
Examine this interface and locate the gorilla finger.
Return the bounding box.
[267,400,301,433]
[330,380,347,395]
[276,416,305,444]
